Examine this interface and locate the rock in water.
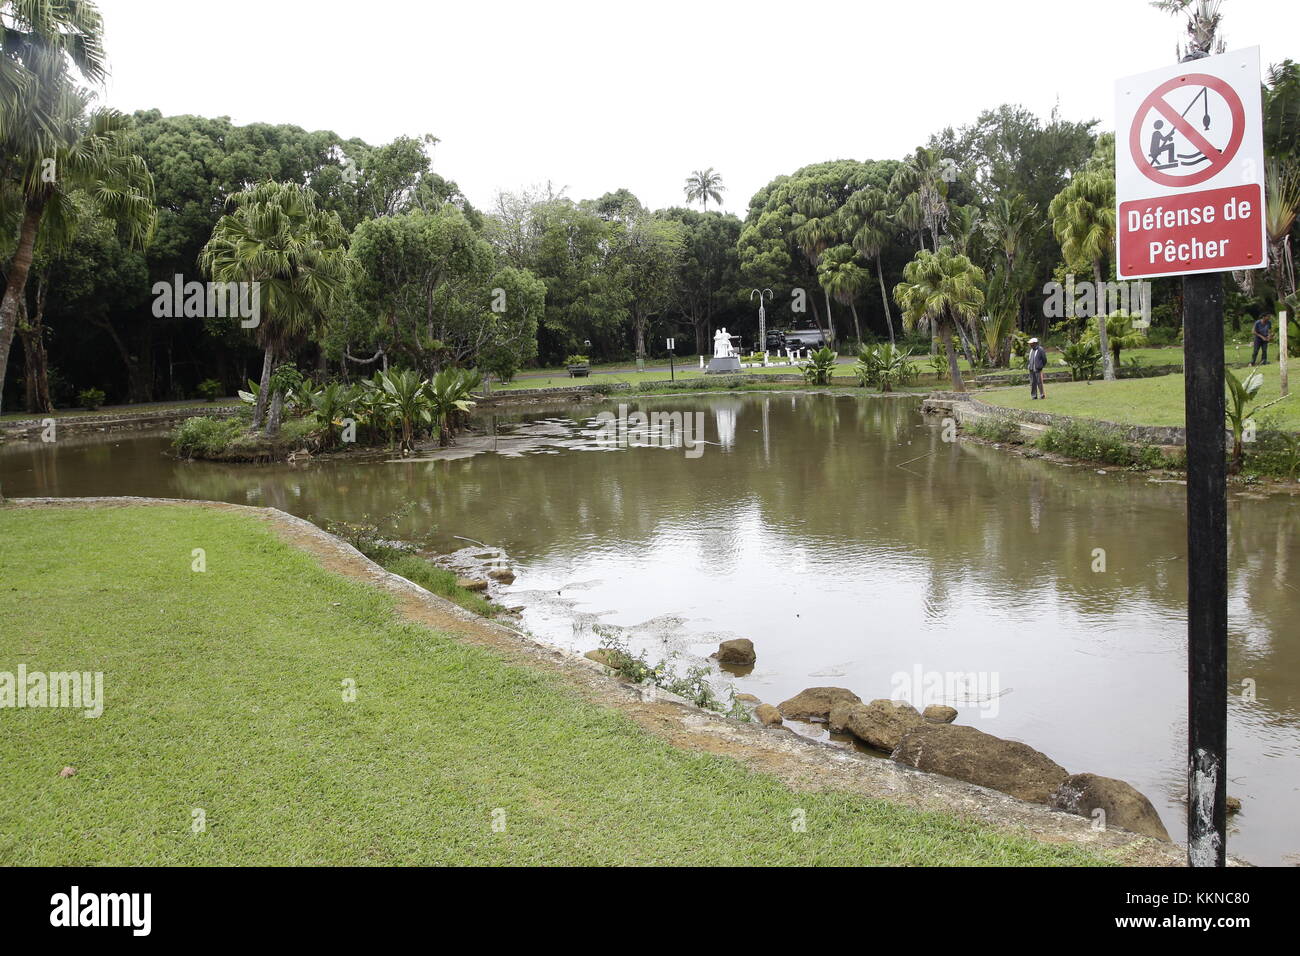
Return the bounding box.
[456,578,489,592]
[1050,773,1171,842]
[891,723,1069,804]
[777,687,863,721]
[923,704,958,723]
[828,701,863,733]
[488,568,516,583]
[754,703,783,726]
[712,639,756,665]
[844,699,925,752]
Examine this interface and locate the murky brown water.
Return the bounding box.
[2,392,1297,864]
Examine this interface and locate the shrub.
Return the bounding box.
[1037,419,1167,469]
[854,344,915,391]
[803,346,838,386]
[967,417,1023,443]
[1145,325,1181,347]
[196,379,223,402]
[1060,341,1101,382]
[1244,431,1300,480]
[77,387,106,411]
[172,416,244,458]
[565,354,590,367]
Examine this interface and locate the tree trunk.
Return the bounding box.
[876,255,895,345]
[943,321,964,392]
[849,301,862,346]
[1095,259,1115,380]
[253,345,273,430]
[19,276,53,413]
[0,199,46,415]
[823,288,836,345]
[266,388,284,437]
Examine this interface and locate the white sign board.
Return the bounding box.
[1115,46,1266,280]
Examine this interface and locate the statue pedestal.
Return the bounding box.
[706,356,742,374]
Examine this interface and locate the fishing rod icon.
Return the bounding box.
[1148,86,1216,170]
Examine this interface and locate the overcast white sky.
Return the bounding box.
[94,0,1299,214]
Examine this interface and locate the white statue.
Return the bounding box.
[713,328,733,358]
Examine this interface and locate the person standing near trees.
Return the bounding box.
[1250,308,1274,366]
[1028,337,1048,399]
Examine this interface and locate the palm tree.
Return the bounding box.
[683,168,725,211]
[427,368,477,446]
[894,247,986,392]
[1150,1,1226,60]
[790,194,841,344]
[0,0,114,412]
[379,368,431,454]
[842,187,897,344]
[199,181,350,435]
[1049,169,1118,380]
[817,245,870,345]
[983,195,1040,364]
[0,1,105,142]
[893,147,950,250]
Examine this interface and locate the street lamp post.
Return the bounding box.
[751,288,773,356]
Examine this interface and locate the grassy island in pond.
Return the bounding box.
[0,503,1114,866]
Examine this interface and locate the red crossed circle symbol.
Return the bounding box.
[1129,72,1245,188]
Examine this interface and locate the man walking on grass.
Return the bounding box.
[1251,309,1274,366]
[1028,337,1048,400]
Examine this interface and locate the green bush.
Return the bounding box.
[1145,325,1181,347]
[803,347,838,386]
[77,387,106,411]
[196,379,223,402]
[967,417,1023,443]
[1037,420,1167,469]
[854,344,915,391]
[172,416,244,458]
[1060,341,1102,382]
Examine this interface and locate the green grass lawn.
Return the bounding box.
[0,398,240,423]
[979,362,1300,431]
[0,504,1112,866]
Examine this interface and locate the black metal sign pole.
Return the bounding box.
[1183,269,1228,866]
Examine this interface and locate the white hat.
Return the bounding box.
[1029,337,1039,344]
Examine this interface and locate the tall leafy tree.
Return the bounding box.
[199,181,349,434]
[613,214,684,360]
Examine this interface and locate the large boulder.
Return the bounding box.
[844,699,925,752]
[828,701,863,733]
[712,639,756,666]
[777,687,862,721]
[1050,773,1171,842]
[891,723,1069,804]
[923,704,958,723]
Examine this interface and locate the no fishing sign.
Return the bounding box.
[1115,46,1266,280]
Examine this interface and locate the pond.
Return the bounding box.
[2,392,1297,865]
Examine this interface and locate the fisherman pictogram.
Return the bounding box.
[1147,86,1216,170]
